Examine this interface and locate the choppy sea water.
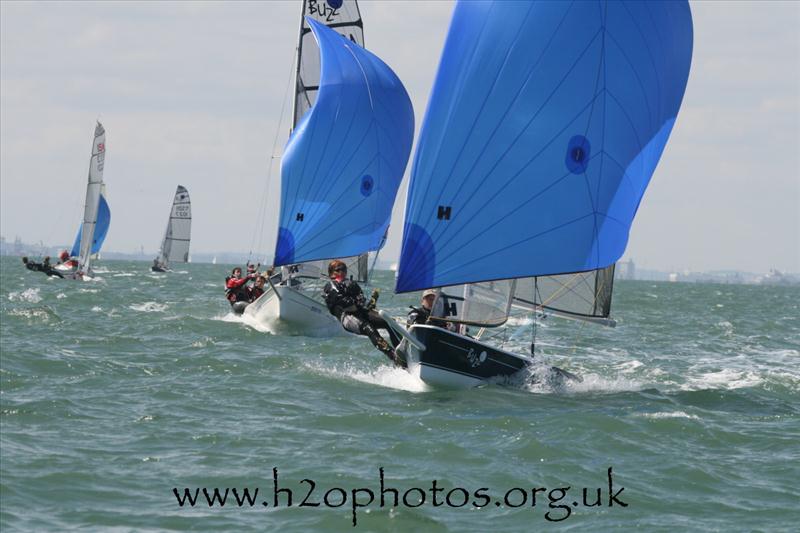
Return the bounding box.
[1,256,798,531]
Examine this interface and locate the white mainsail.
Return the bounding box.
[293,0,364,128]
[156,185,192,267]
[77,122,106,275]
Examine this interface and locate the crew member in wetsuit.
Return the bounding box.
[407,289,437,327]
[322,260,403,366]
[226,266,254,313]
[21,256,63,278]
[248,275,267,302]
[407,289,458,332]
[41,256,64,278]
[22,256,43,272]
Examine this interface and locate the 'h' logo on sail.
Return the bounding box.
[97,143,105,152]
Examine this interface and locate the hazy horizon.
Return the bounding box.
[2,1,798,274]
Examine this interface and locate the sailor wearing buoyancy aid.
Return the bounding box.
[226,267,254,304]
[322,260,403,366]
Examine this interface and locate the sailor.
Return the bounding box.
[407,289,458,332]
[41,256,64,278]
[248,275,267,302]
[21,256,63,278]
[407,289,437,326]
[21,256,43,272]
[226,266,254,314]
[57,250,79,269]
[322,260,403,366]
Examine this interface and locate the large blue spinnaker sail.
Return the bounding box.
[274,18,414,266]
[396,0,693,292]
[70,193,110,258]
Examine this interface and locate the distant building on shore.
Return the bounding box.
[615,258,636,280]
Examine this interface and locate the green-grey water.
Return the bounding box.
[1,256,798,531]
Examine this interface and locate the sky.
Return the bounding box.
[1,1,798,274]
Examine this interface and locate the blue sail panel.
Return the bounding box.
[70,194,111,257]
[274,17,414,266]
[396,0,693,292]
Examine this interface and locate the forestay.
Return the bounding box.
[293,0,364,129]
[274,18,414,266]
[396,1,693,292]
[157,185,192,264]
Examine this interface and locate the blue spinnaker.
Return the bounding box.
[70,193,111,257]
[396,0,693,292]
[274,17,414,266]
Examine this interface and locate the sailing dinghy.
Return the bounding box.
[152,185,192,272]
[244,1,414,334]
[387,0,694,387]
[57,122,111,280]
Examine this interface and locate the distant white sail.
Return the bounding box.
[77,122,107,274]
[156,185,192,267]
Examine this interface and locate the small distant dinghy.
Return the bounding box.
[244,1,414,335]
[386,0,694,387]
[56,122,111,280]
[151,185,192,272]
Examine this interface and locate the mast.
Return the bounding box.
[290,0,307,133]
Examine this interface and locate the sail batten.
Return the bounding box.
[396,0,693,293]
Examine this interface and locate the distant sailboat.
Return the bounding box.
[152,185,192,272]
[56,122,111,280]
[243,0,414,331]
[385,0,694,387]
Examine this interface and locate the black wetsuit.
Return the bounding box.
[23,260,63,278]
[41,261,64,278]
[43,267,64,278]
[24,261,44,272]
[323,278,402,362]
[407,305,460,333]
[407,306,431,327]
